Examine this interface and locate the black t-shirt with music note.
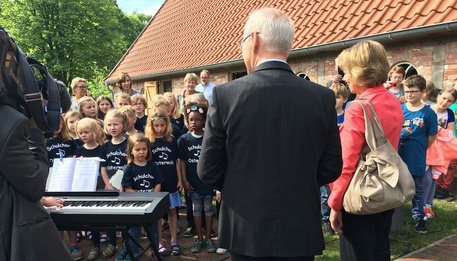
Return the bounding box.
[151,138,179,193]
[100,139,128,179]
[46,137,77,167]
[177,133,213,196]
[122,162,164,192]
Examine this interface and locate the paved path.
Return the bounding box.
[395,234,457,261]
[70,209,457,261]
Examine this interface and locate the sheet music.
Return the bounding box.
[71,157,100,191]
[109,170,124,190]
[47,158,77,191]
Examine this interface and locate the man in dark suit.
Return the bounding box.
[197,7,342,261]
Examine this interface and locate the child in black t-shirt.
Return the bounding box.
[146,107,183,256]
[46,115,78,167]
[132,94,148,133]
[178,103,216,253]
[64,111,84,147]
[118,133,162,260]
[45,115,80,259]
[98,109,129,258]
[72,117,106,260]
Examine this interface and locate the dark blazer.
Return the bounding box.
[0,105,72,261]
[198,61,342,257]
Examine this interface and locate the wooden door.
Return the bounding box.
[144,81,158,116]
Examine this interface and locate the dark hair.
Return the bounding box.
[116,72,131,91]
[184,102,208,122]
[404,75,426,91]
[96,95,114,120]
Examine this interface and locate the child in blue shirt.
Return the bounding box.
[330,83,349,128]
[398,75,437,233]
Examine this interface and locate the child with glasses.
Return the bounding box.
[131,94,148,133]
[398,75,437,233]
[177,102,216,253]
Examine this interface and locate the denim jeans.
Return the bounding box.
[320,184,331,222]
[412,175,427,220]
[424,167,436,206]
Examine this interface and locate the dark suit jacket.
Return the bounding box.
[197,61,342,257]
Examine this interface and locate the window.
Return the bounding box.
[231,71,247,80]
[297,73,310,81]
[392,62,418,79]
[163,80,172,93]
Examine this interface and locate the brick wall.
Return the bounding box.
[134,34,457,95]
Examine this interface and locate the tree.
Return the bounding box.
[0,0,150,97]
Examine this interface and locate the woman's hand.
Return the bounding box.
[41,197,64,208]
[330,209,343,234]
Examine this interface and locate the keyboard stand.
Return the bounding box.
[55,224,162,261]
[118,225,162,261]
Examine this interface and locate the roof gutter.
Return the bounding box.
[106,21,457,84]
[126,59,246,83]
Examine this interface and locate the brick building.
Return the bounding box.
[104,0,457,101]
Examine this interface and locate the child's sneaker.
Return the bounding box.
[115,249,128,261]
[414,219,427,233]
[76,231,82,242]
[184,227,196,238]
[216,248,228,255]
[69,245,84,261]
[87,247,100,261]
[100,232,108,243]
[102,244,116,258]
[190,239,205,253]
[424,206,435,220]
[205,239,216,253]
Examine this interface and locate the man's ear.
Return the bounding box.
[251,32,261,53]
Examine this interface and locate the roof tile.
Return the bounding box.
[106,0,457,82]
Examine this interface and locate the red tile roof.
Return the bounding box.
[105,0,457,83]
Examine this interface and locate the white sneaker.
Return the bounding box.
[216,248,228,255]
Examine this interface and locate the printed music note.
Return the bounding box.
[57,149,66,157]
[158,152,168,160]
[111,157,121,164]
[140,180,150,188]
[194,150,201,157]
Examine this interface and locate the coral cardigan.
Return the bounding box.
[328,85,403,211]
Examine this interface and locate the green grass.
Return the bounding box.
[315,199,457,261]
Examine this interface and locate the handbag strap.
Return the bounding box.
[354,99,389,150]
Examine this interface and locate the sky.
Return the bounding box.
[117,0,165,16]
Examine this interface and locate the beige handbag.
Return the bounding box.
[343,100,415,215]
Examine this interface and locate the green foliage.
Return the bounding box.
[0,0,151,88]
[86,67,112,99]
